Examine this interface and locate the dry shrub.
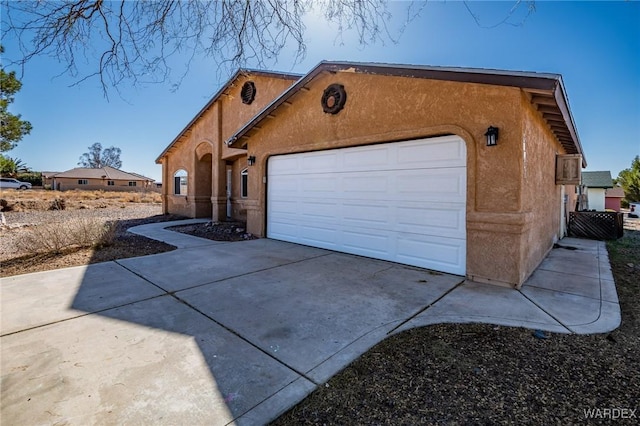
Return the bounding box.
[124,192,142,203]
[0,199,50,211]
[16,217,116,254]
[140,192,161,203]
[49,198,66,210]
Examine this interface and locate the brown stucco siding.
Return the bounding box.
[163,95,222,218]
[242,71,534,286]
[518,93,567,283]
[221,75,296,159]
[244,71,523,209]
[161,74,296,219]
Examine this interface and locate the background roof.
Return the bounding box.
[582,171,613,188]
[52,167,154,181]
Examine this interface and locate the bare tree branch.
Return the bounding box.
[1,1,533,96]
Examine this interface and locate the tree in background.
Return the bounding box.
[0,45,32,152]
[78,142,122,169]
[0,154,30,177]
[2,1,534,95]
[615,155,640,203]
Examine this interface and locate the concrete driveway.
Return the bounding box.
[0,220,620,425]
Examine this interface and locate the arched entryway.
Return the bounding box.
[194,142,213,218]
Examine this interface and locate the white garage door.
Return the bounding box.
[267,135,466,275]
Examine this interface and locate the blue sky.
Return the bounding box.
[2,1,639,182]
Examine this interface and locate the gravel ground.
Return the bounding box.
[169,221,257,241]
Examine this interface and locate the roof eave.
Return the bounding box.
[226,62,586,162]
[553,77,587,167]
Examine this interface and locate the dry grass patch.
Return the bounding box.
[0,189,161,211]
[0,212,180,277]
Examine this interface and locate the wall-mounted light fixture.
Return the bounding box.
[485,126,499,146]
[248,155,256,166]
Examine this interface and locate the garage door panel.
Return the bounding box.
[396,235,465,274]
[270,157,301,175]
[347,175,389,192]
[268,200,299,217]
[268,221,300,241]
[299,201,338,219]
[342,230,390,256]
[301,176,338,193]
[396,171,466,200]
[342,203,390,223]
[302,152,339,172]
[396,139,465,167]
[268,175,300,192]
[343,147,389,168]
[267,135,466,275]
[300,225,339,247]
[396,206,466,239]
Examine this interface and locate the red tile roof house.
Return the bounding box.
[156,61,586,289]
[49,167,155,191]
[605,187,625,211]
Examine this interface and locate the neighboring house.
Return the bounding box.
[41,171,61,188]
[581,171,614,211]
[157,61,586,289]
[605,186,625,211]
[50,167,155,191]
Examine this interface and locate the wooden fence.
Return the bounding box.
[569,211,624,240]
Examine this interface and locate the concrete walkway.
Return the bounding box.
[1,220,620,425]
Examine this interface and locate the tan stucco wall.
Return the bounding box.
[517,93,571,284]
[239,71,565,287]
[160,74,295,219]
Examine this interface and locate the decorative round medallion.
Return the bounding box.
[241,81,256,104]
[321,84,347,114]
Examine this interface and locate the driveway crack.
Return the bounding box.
[386,278,466,335]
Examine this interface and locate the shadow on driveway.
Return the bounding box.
[1,221,463,425]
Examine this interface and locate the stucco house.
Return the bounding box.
[581,171,614,211]
[41,171,60,188]
[49,167,155,191]
[157,61,586,288]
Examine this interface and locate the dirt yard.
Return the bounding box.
[0,189,253,277]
